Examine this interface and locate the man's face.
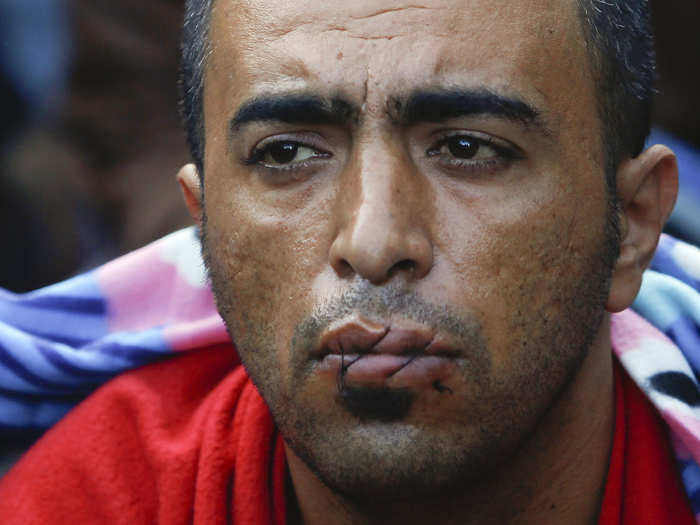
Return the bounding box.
[201,0,615,499]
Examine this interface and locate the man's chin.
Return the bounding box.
[281,408,505,503]
[338,385,416,422]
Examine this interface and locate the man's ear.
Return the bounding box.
[606,145,678,312]
[177,163,203,228]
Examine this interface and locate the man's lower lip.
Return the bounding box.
[320,354,455,389]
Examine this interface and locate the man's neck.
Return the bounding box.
[285,320,616,525]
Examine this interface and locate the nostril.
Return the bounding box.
[391,259,416,274]
[335,258,354,277]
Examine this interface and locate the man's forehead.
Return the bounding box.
[214,0,580,39]
[206,0,593,133]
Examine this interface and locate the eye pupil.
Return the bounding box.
[447,136,478,159]
[269,142,298,164]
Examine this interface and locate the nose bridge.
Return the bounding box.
[354,140,408,236]
[329,134,433,284]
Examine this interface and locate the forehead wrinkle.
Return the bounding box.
[261,20,420,43]
[346,5,439,21]
[253,2,451,42]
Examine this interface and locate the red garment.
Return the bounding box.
[598,362,695,524]
[0,346,693,524]
[0,345,287,525]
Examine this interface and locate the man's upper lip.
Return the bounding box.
[316,317,457,358]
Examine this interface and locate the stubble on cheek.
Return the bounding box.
[453,188,616,430]
[511,203,612,381]
[200,208,298,401]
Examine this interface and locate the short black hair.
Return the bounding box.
[179,0,656,183]
[180,0,213,177]
[577,0,656,184]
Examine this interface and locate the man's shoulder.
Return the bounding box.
[0,343,249,524]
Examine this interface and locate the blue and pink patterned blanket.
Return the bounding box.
[1,228,699,519]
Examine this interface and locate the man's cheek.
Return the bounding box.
[207,218,315,339]
[452,206,590,353]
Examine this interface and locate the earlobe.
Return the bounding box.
[177,163,204,228]
[606,145,678,312]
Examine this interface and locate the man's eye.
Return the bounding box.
[427,133,520,172]
[429,135,494,161]
[251,141,326,167]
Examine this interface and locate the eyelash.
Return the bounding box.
[243,133,522,177]
[425,133,521,173]
[243,140,330,177]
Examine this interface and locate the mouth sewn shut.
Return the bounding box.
[336,348,452,394]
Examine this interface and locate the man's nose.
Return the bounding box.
[329,147,433,285]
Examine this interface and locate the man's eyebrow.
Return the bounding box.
[229,94,358,134]
[390,88,549,133]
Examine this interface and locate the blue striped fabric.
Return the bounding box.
[0,272,108,347]
[0,268,174,429]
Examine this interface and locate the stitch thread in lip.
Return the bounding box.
[337,343,344,392]
[337,351,366,392]
[323,319,457,392]
[318,317,389,359]
[388,353,419,376]
[337,353,453,393]
[319,319,458,359]
[337,351,424,392]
